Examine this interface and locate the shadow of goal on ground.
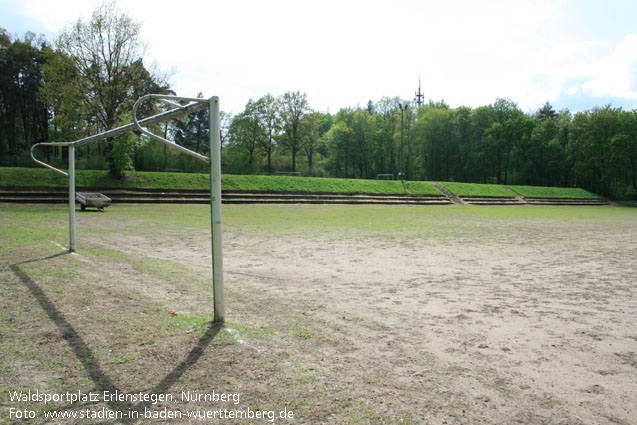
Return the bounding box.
[10,253,222,425]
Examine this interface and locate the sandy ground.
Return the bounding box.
[88,205,637,425]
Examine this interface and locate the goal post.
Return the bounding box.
[30,94,225,324]
[209,96,224,323]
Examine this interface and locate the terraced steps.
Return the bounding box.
[221,193,451,205]
[525,197,609,206]
[459,196,525,205]
[0,187,610,206]
[0,188,452,205]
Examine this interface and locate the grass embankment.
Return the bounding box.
[0,167,211,189]
[435,182,514,197]
[436,181,602,199]
[507,185,601,199]
[0,167,441,195]
[0,167,604,199]
[223,174,441,194]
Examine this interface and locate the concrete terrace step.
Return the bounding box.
[0,188,609,206]
[459,196,525,205]
[0,188,453,205]
[525,197,609,206]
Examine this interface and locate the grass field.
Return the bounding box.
[1,202,635,424]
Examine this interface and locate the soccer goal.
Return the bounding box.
[30,94,225,323]
[376,174,394,180]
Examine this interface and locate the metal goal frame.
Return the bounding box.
[30,94,225,323]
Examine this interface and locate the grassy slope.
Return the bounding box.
[435,182,514,197]
[222,174,442,194]
[507,185,601,199]
[0,167,604,199]
[0,167,442,195]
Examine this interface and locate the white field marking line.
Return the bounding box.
[50,241,88,261]
[51,241,67,251]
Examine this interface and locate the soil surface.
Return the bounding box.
[2,204,636,424]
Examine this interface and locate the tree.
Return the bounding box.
[467,105,496,183]
[256,94,281,174]
[612,110,637,192]
[228,99,262,168]
[175,92,209,154]
[374,97,401,177]
[515,118,565,186]
[109,128,136,178]
[485,98,526,184]
[0,29,51,165]
[350,109,377,178]
[572,106,619,196]
[301,112,322,172]
[536,100,557,122]
[279,91,310,172]
[55,1,166,176]
[40,47,84,144]
[452,106,472,181]
[412,104,454,181]
[325,120,353,177]
[219,110,233,150]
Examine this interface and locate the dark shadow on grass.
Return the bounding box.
[10,253,222,425]
[112,323,223,424]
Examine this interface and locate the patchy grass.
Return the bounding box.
[2,202,635,425]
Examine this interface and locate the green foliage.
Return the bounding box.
[279,91,310,172]
[56,2,145,130]
[0,29,51,165]
[228,99,263,168]
[108,131,137,178]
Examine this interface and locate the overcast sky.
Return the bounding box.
[2,0,637,115]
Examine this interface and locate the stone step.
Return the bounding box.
[460,196,524,205]
[526,200,609,206]
[526,197,608,204]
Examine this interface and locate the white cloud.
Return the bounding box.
[581,33,637,98]
[17,0,637,113]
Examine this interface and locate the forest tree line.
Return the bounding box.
[225,95,637,199]
[1,4,636,199]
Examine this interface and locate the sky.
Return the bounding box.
[2,0,637,115]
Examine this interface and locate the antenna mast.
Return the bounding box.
[415,76,424,107]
